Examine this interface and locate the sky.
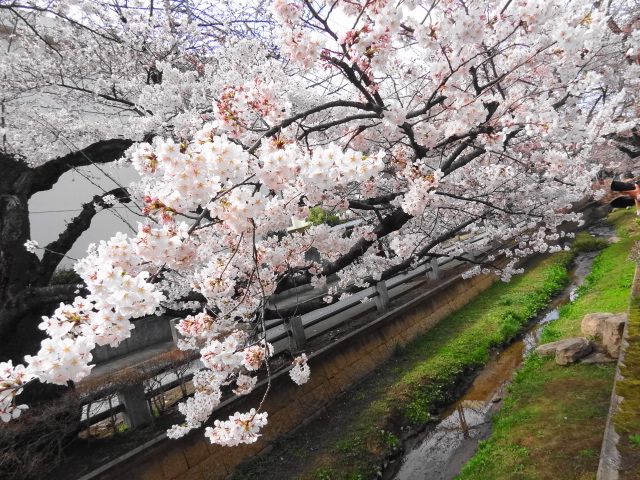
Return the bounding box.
[29,164,141,268]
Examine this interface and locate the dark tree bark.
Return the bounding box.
[0,140,132,362]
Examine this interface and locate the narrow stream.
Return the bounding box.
[390,250,601,480]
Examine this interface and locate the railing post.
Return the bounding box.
[427,258,440,281]
[118,384,154,429]
[169,317,181,346]
[285,316,307,353]
[374,281,390,311]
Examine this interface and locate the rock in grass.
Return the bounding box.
[535,338,593,365]
[580,351,617,364]
[535,341,562,357]
[581,312,627,339]
[555,338,593,365]
[581,312,612,337]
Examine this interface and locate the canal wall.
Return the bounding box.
[83,270,499,480]
[91,314,174,364]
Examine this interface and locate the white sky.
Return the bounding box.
[29,164,141,268]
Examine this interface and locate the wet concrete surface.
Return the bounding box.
[391,250,599,480]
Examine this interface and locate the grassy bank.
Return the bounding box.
[233,240,583,479]
[457,210,639,480]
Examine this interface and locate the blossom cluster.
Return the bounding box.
[0,361,33,422]
[289,354,310,385]
[204,409,268,446]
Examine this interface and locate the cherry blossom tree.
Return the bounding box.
[1,0,637,447]
[0,0,275,358]
[595,0,640,174]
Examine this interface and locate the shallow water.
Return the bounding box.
[391,251,598,480]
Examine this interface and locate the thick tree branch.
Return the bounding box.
[400,121,429,158]
[30,138,135,195]
[442,146,486,176]
[0,284,85,339]
[298,113,380,140]
[617,145,640,159]
[406,95,447,119]
[275,207,412,293]
[435,191,542,217]
[248,100,378,153]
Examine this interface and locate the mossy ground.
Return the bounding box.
[232,237,581,479]
[457,210,639,480]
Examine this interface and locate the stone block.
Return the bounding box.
[132,460,165,480]
[260,383,297,412]
[158,448,189,479]
[408,311,424,325]
[193,449,229,480]
[603,314,628,358]
[556,338,593,365]
[377,343,393,359]
[363,353,380,371]
[174,464,207,480]
[312,360,334,383]
[183,438,211,469]
[262,404,298,437]
[220,440,264,473]
[378,326,396,345]
[338,348,359,367]
[322,377,341,399]
[370,330,386,350]
[298,388,330,418]
[321,357,341,379]
[329,369,351,392]
[205,441,224,457]
[535,341,559,357]
[118,383,154,429]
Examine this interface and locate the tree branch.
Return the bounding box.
[0,284,85,339]
[248,100,377,153]
[274,207,412,293]
[30,138,135,195]
[442,146,486,176]
[269,216,480,318]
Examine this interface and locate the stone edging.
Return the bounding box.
[597,262,640,480]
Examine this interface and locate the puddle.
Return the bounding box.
[390,250,598,480]
[587,219,616,239]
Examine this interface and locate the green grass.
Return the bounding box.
[571,231,610,253]
[457,210,639,480]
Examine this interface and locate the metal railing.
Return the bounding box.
[263,231,492,353]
